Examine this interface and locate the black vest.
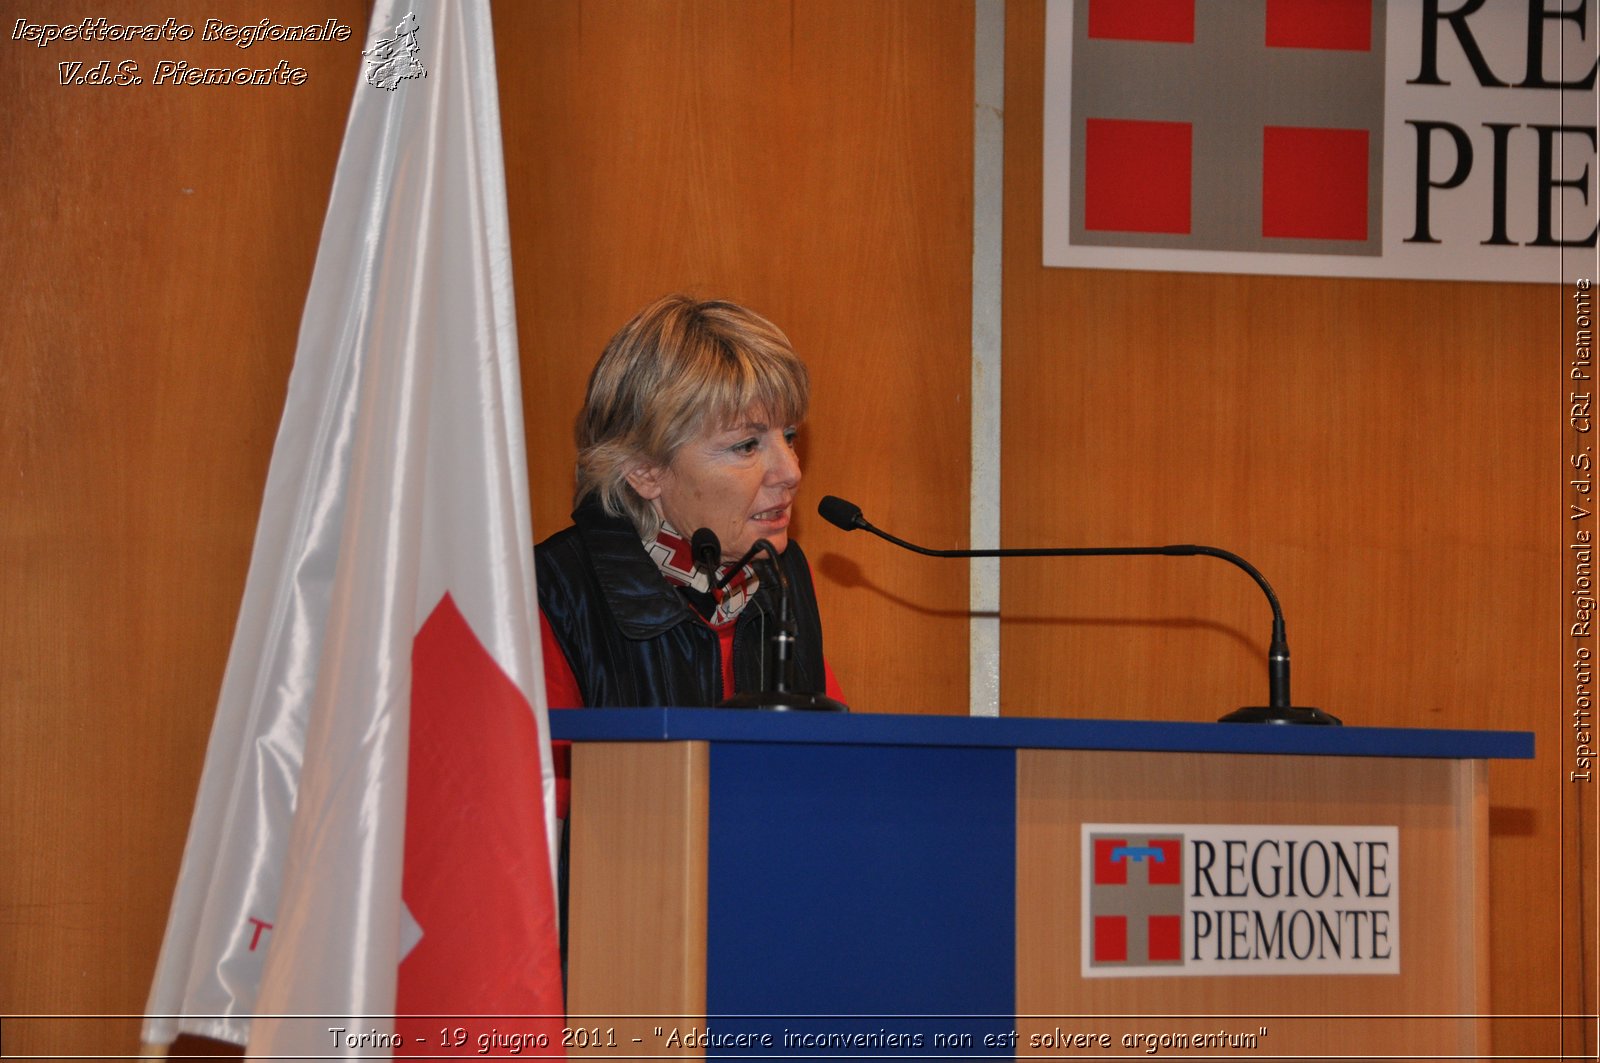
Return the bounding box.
[535,500,827,707]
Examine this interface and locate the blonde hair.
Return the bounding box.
[575,295,810,537]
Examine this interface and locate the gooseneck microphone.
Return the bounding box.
[690,527,724,577]
[817,495,1339,726]
[690,527,847,713]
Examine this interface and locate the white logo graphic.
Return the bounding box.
[363,12,425,91]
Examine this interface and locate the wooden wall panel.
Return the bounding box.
[496,0,975,716]
[1002,0,1575,1055]
[0,1,369,1056]
[1,2,972,1057]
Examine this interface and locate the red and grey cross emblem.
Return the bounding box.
[1066,0,1385,254]
[1088,832,1185,967]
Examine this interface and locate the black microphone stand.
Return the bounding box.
[692,529,847,713]
[817,496,1338,725]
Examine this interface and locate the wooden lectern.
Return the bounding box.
[551,709,1531,1059]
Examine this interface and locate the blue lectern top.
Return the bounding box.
[548,707,1533,760]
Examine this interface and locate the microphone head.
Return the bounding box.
[690,527,722,573]
[817,495,865,531]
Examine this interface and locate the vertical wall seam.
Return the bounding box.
[971,0,1004,717]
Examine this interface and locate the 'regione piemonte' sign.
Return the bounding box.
[1082,824,1401,978]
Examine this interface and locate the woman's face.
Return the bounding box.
[629,412,803,561]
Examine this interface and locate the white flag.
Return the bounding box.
[142,0,562,1054]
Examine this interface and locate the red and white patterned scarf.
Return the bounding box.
[645,522,759,627]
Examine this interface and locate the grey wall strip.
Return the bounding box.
[971,0,1004,717]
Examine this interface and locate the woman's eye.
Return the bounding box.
[732,438,759,455]
[783,428,798,446]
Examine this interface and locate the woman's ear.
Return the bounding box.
[625,463,666,501]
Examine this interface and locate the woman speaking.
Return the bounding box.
[535,294,842,716]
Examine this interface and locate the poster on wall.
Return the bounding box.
[1043,0,1598,283]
